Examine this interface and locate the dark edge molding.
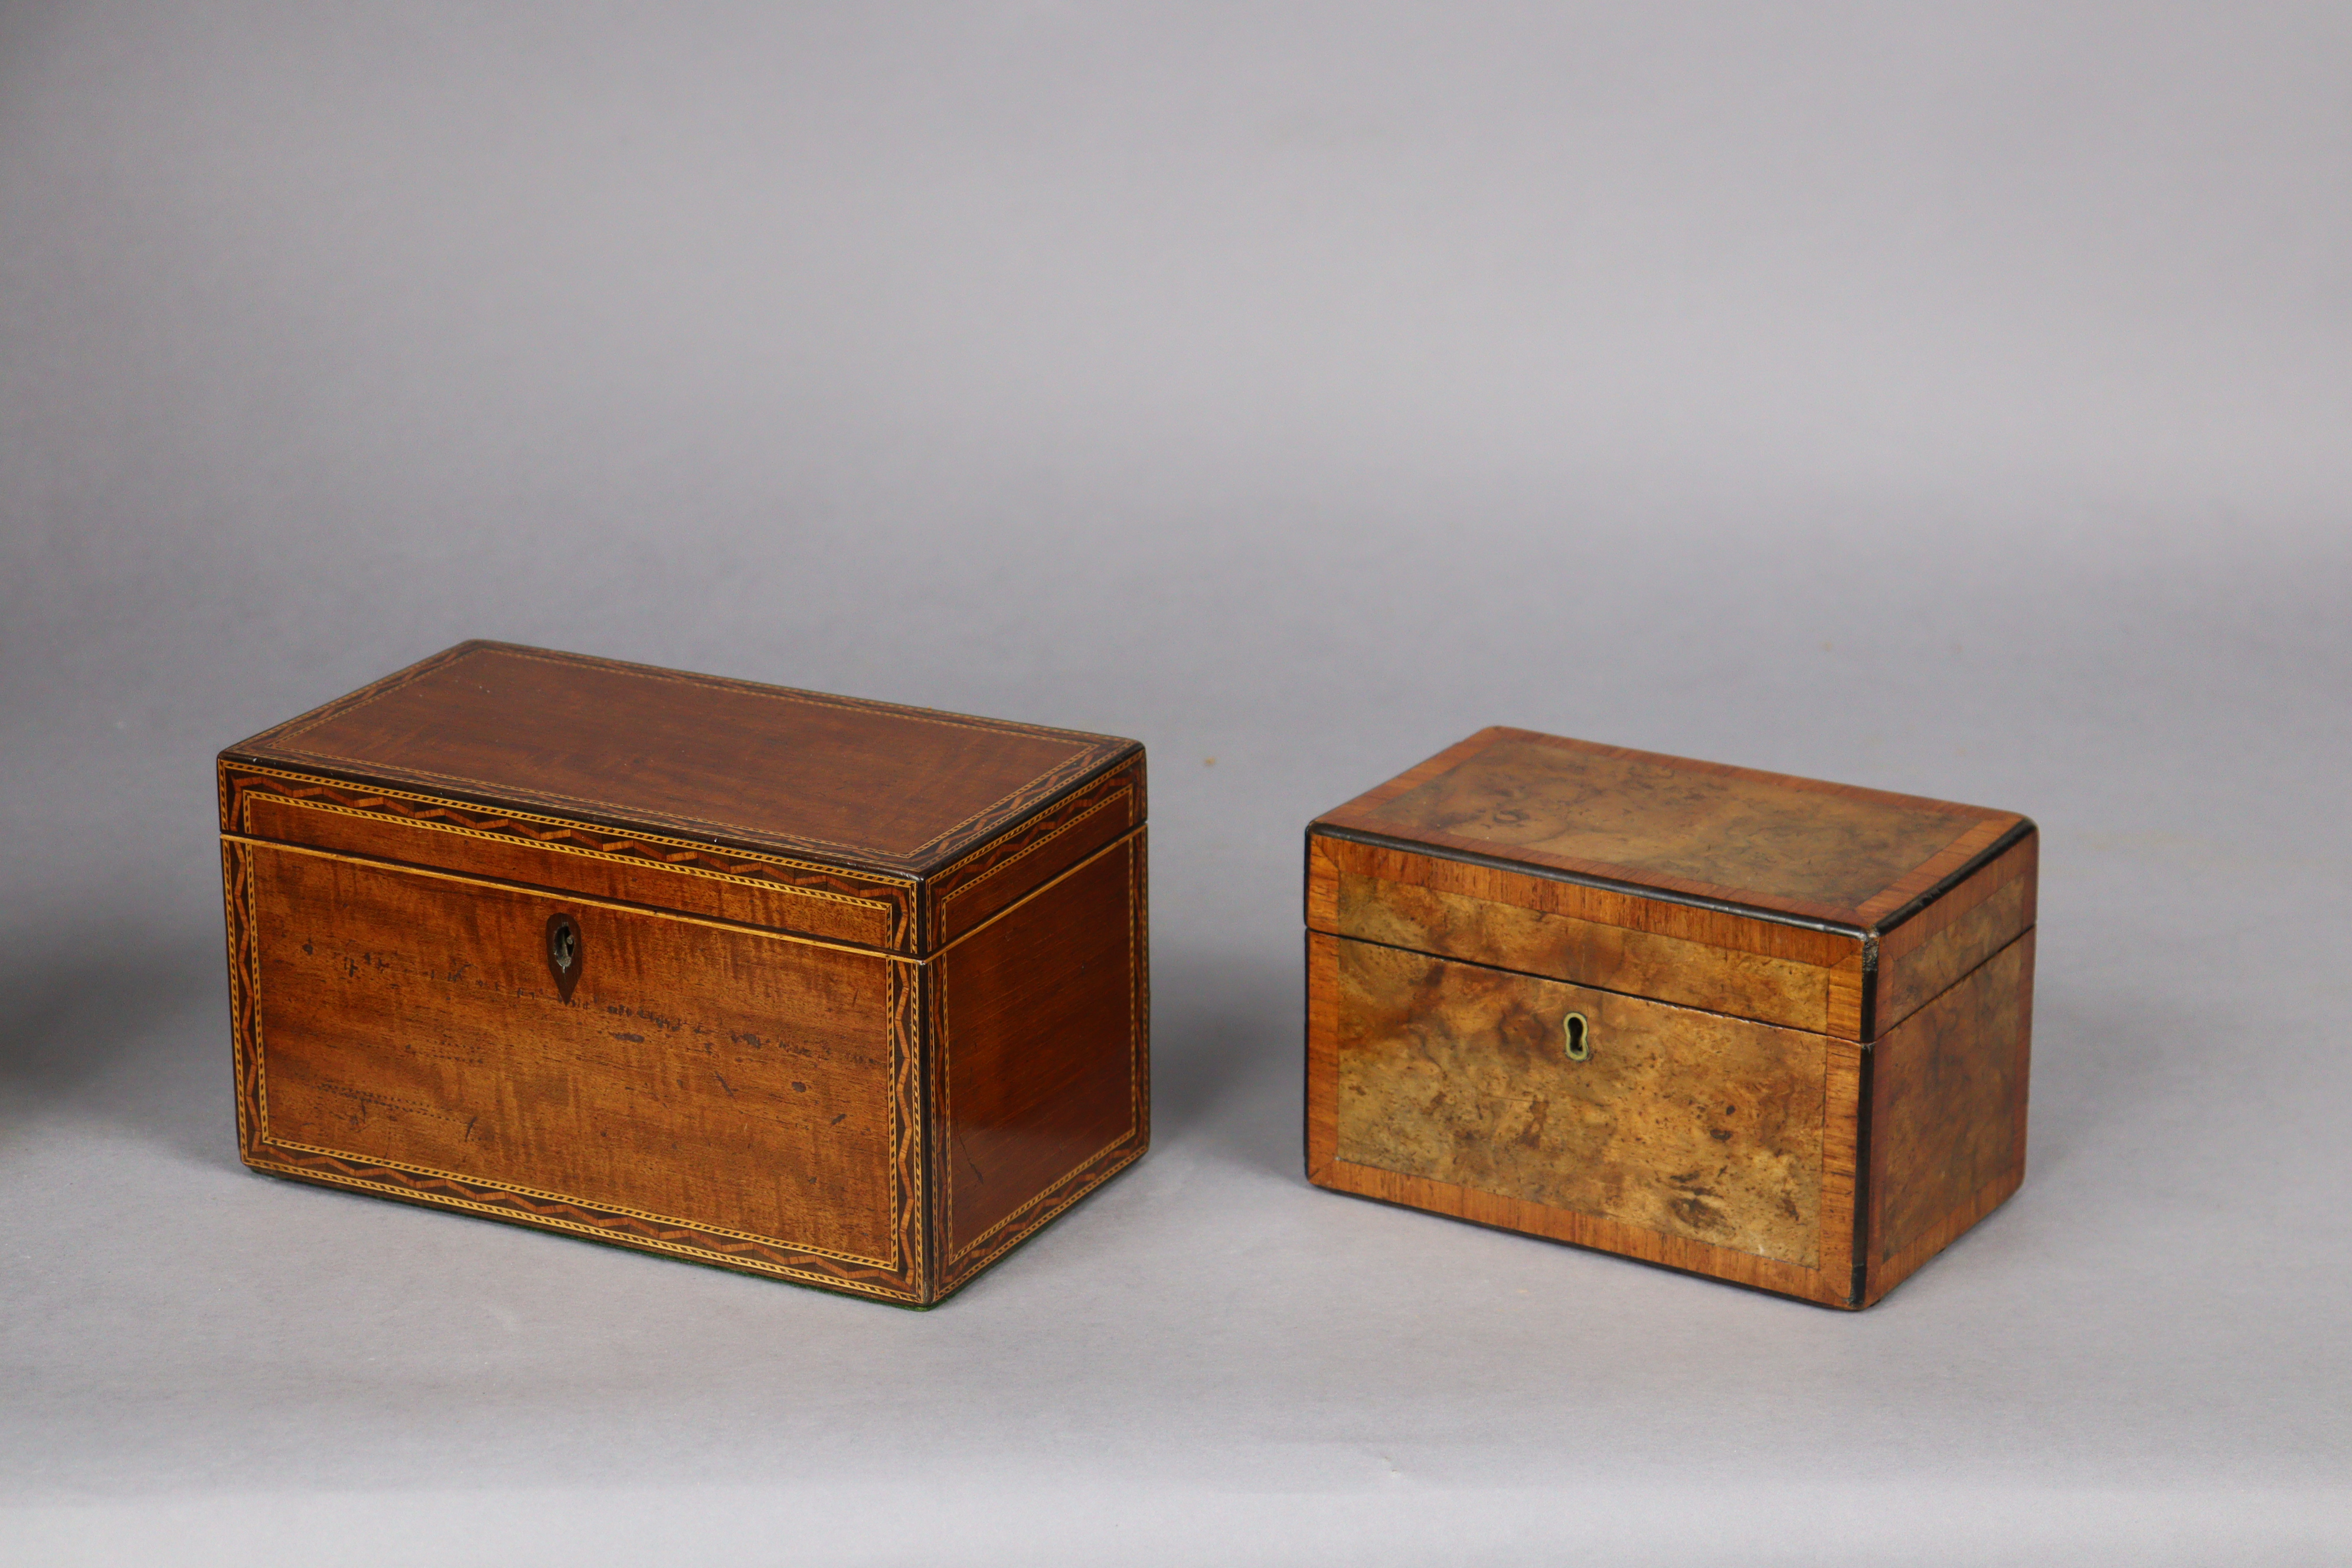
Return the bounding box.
[1850,1043,1876,1308]
[1860,935,1880,1044]
[1868,817,2039,940]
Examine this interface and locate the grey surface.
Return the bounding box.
[4,4,2349,1563]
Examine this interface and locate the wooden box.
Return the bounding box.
[218,642,1148,1306]
[1305,728,2036,1309]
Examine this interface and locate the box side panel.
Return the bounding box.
[1310,833,1868,1038]
[222,837,926,1303]
[222,763,917,952]
[1872,828,2037,1038]
[1862,929,2034,1306]
[1305,930,1854,1306]
[932,828,1149,1298]
[927,755,1144,949]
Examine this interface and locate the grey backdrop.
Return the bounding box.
[4,5,2348,1564]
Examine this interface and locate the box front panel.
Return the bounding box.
[224,839,925,1301]
[1308,932,1859,1304]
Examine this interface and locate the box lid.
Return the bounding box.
[220,643,1142,949]
[1314,727,2026,934]
[1309,727,2034,1041]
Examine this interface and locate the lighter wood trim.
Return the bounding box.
[1304,929,1340,1183]
[936,783,1135,893]
[256,1165,925,1302]
[251,792,892,914]
[1305,835,1341,933]
[266,1139,903,1269]
[221,840,260,1155]
[933,829,1143,958]
[1825,953,1866,1043]
[1324,727,1513,818]
[1818,1040,1863,1305]
[1876,830,2037,965]
[1853,815,2024,929]
[943,1141,1149,1278]
[1872,829,2037,1036]
[1317,1158,1848,1307]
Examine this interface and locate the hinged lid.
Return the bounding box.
[1309,727,2034,1040]
[220,641,1144,956]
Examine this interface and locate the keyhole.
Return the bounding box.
[545,913,583,1001]
[1563,1011,1590,1061]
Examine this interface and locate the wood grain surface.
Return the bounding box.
[1873,829,2038,1035]
[246,841,901,1266]
[935,831,1149,1294]
[927,758,1145,949]
[1334,871,1835,1028]
[1327,935,1830,1268]
[1306,828,1875,1041]
[237,782,903,951]
[1317,727,2021,930]
[221,763,923,947]
[1864,929,2034,1304]
[224,641,1139,874]
[1305,933,1861,1307]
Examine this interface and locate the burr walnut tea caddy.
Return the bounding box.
[1305,729,2035,1308]
[218,642,1148,1305]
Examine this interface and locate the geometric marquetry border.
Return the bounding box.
[223,762,920,950]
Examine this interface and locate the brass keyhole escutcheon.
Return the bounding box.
[1563,1011,1590,1061]
[545,912,583,1002]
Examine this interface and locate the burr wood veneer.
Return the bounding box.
[1306,727,2034,1308]
[219,641,1148,1305]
